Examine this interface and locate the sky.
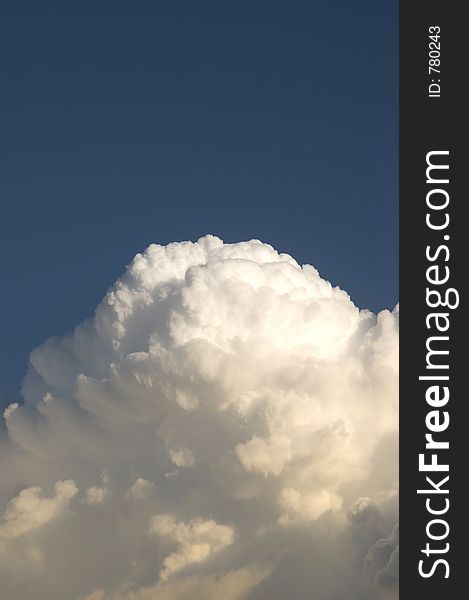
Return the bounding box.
[0,0,397,398]
[0,5,398,597]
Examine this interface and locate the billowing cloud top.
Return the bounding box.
[0,236,398,599]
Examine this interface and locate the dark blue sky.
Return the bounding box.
[0,1,397,398]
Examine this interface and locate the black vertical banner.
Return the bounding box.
[400,1,465,597]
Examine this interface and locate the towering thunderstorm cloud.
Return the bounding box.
[0,236,398,599]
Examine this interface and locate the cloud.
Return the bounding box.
[149,514,234,580]
[168,447,195,469]
[79,564,271,600]
[0,236,398,599]
[364,524,399,599]
[124,478,155,502]
[85,486,108,506]
[0,480,77,547]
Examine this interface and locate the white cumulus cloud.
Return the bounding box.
[0,236,398,599]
